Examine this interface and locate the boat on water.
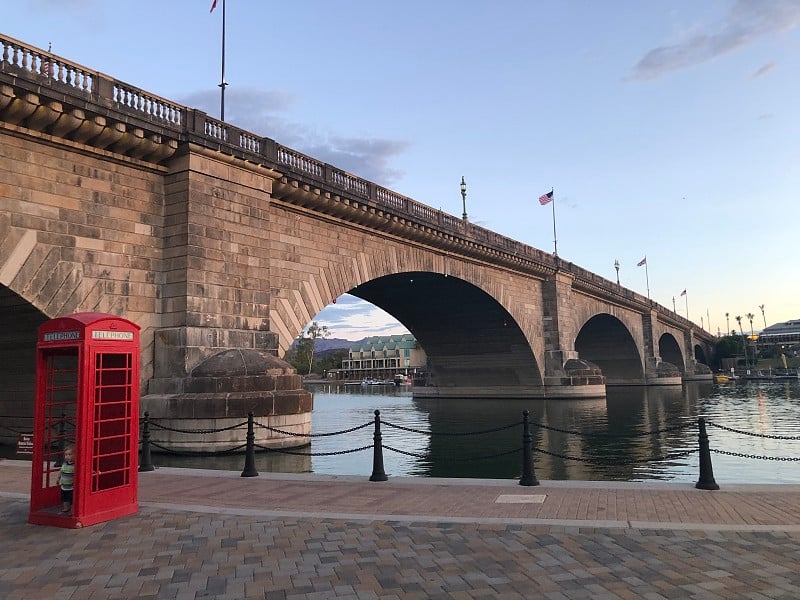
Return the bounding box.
[361,378,395,386]
[713,373,731,384]
[393,374,412,386]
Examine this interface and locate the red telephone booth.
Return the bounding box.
[29,312,140,528]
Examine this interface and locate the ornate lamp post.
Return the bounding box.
[725,312,730,335]
[460,176,468,221]
[614,259,620,285]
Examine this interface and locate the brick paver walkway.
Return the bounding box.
[2,460,800,599]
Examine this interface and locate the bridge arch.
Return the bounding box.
[0,285,48,431]
[658,333,685,374]
[574,314,644,384]
[349,272,543,391]
[694,344,709,366]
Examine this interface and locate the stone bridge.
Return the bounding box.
[0,35,714,438]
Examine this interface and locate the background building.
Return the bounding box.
[339,334,427,381]
[758,319,800,356]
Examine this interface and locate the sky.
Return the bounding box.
[5,0,799,340]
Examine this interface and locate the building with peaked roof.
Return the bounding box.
[338,334,427,380]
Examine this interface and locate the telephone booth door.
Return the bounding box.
[85,347,139,520]
[28,349,80,521]
[29,313,140,528]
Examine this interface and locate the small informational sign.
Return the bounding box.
[43,330,80,342]
[92,330,134,341]
[16,433,33,456]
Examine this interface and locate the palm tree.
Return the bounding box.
[758,304,766,330]
[746,312,756,367]
[736,315,748,368]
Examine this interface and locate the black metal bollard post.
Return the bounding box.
[241,412,259,477]
[695,417,719,490]
[519,410,540,486]
[139,411,155,472]
[54,412,66,467]
[369,409,388,482]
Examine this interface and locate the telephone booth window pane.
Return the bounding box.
[91,352,133,492]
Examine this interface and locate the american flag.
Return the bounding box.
[538,190,553,205]
[637,257,647,267]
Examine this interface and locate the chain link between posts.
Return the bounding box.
[706,420,800,440]
[532,446,699,466]
[383,444,522,461]
[710,449,800,462]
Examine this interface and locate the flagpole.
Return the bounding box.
[550,188,557,257]
[219,0,227,121]
[684,292,688,322]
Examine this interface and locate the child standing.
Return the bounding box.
[57,444,75,514]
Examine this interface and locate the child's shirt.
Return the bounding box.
[60,461,75,490]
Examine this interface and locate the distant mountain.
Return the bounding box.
[289,337,359,353]
[313,337,355,353]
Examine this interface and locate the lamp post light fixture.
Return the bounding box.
[614,259,620,285]
[460,176,468,221]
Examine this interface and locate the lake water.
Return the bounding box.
[153,380,800,484]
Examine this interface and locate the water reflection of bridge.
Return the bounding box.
[414,386,693,481]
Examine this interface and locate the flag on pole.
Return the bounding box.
[680,289,687,296]
[637,257,647,267]
[210,0,218,12]
[538,190,553,205]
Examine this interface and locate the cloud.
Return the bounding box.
[313,295,409,340]
[178,88,408,186]
[752,62,776,78]
[630,0,800,80]
[302,137,409,186]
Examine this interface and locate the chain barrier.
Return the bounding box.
[532,446,699,466]
[384,444,522,462]
[146,420,248,434]
[705,420,800,441]
[254,420,373,437]
[382,420,522,436]
[131,409,799,481]
[528,419,694,438]
[710,448,800,462]
[147,441,247,456]
[0,424,33,434]
[253,443,373,457]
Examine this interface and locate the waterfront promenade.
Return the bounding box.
[2,460,800,599]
